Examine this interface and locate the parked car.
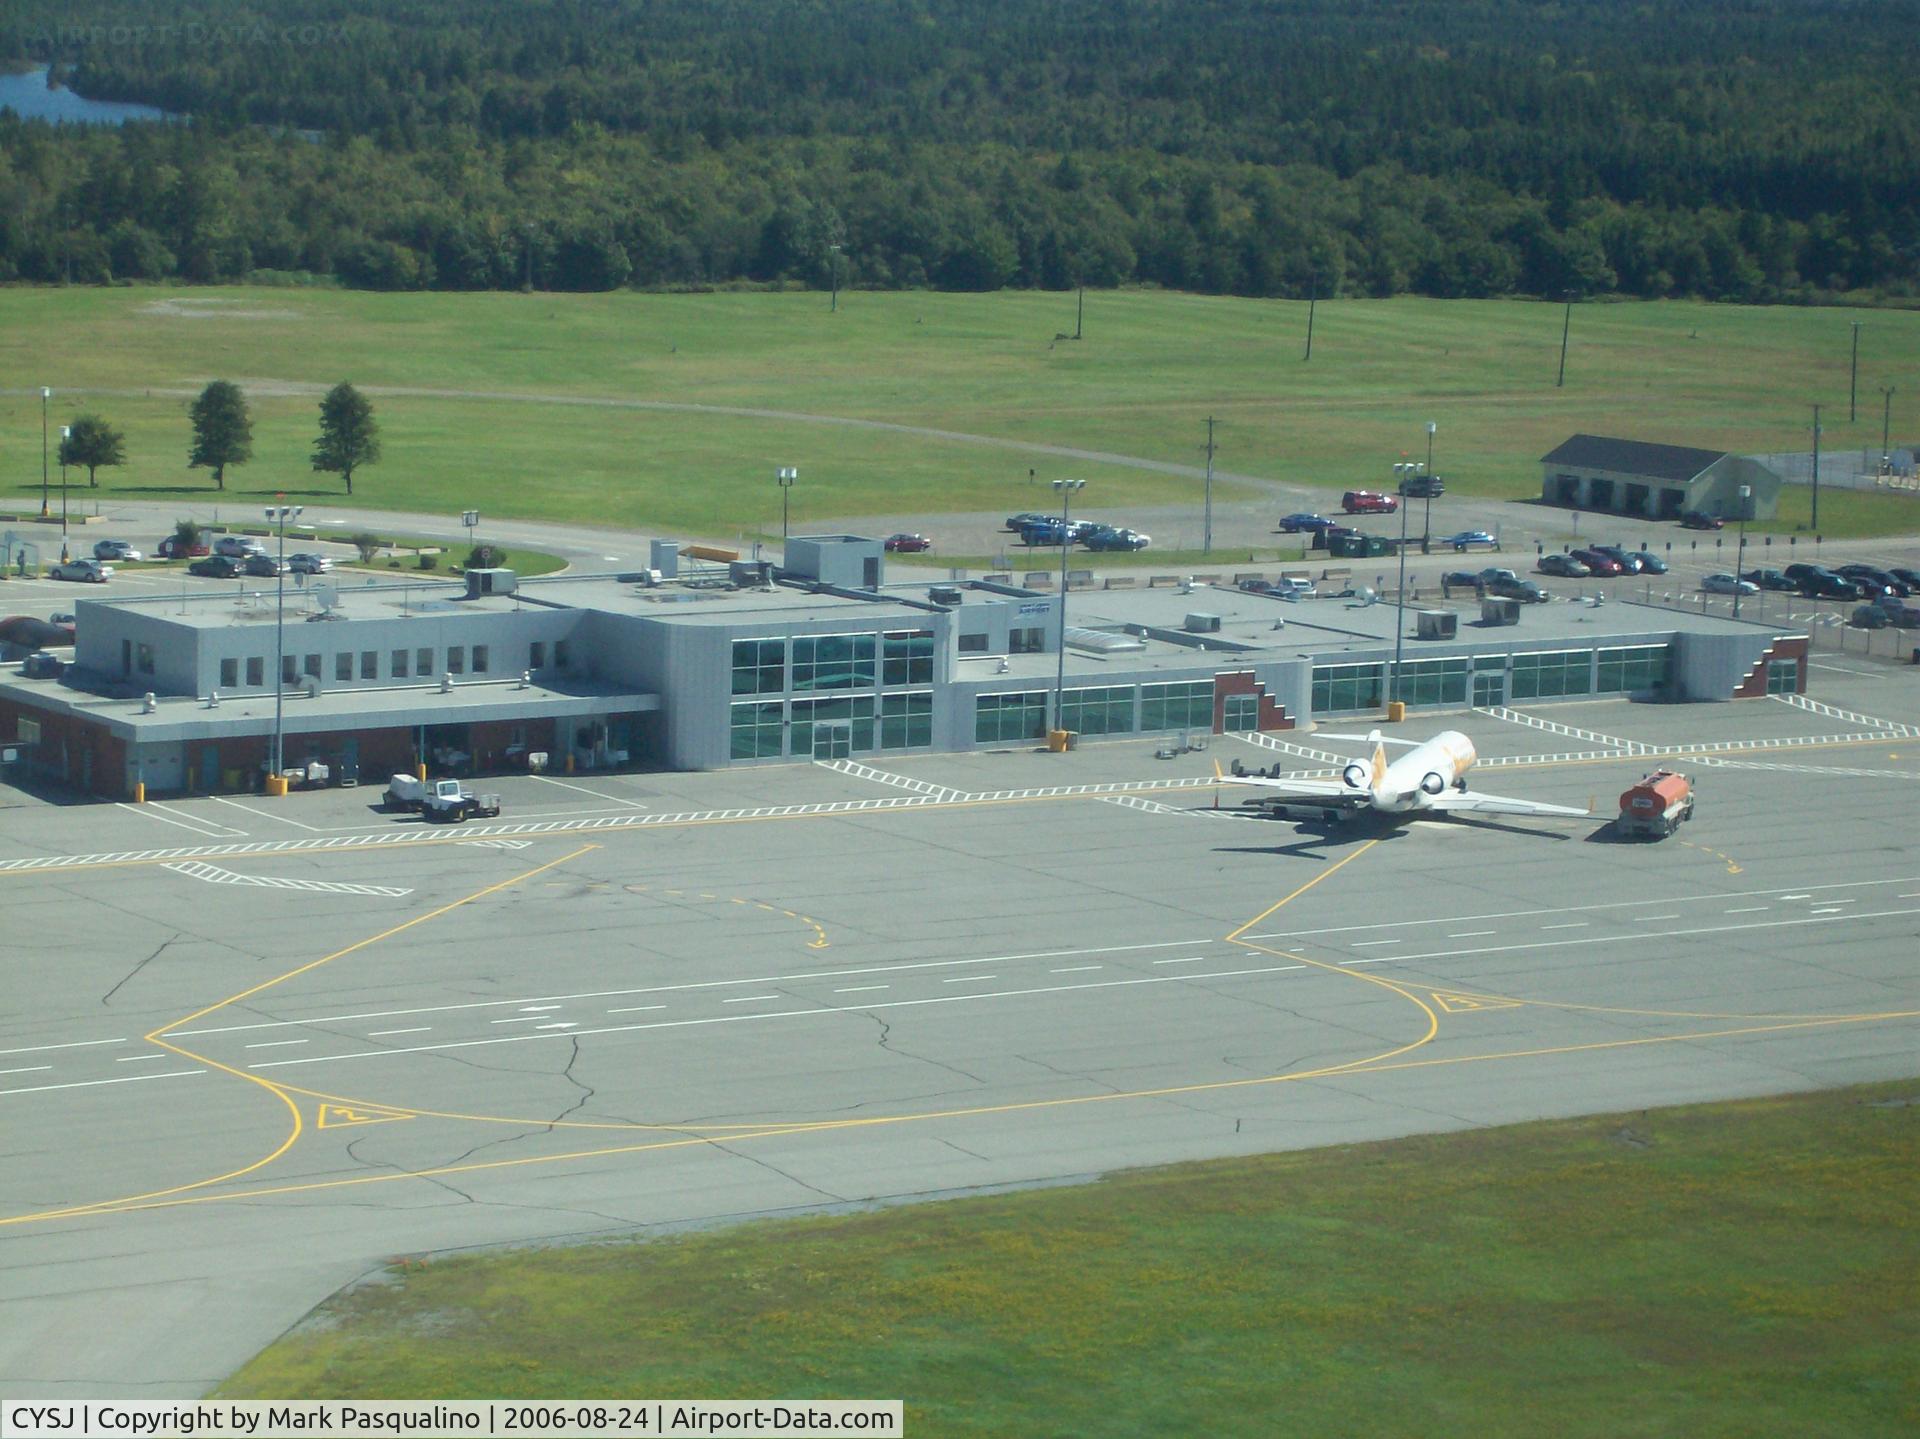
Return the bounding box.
[189,555,245,579]
[1018,519,1070,546]
[156,534,211,559]
[1849,604,1891,629]
[1483,571,1549,602]
[1341,490,1398,514]
[1084,527,1150,551]
[1679,511,1724,530]
[1741,568,1796,591]
[1538,553,1591,578]
[1702,573,1758,596]
[50,558,112,583]
[214,535,268,559]
[1793,570,1863,601]
[1629,551,1669,574]
[1591,545,1644,574]
[286,552,333,575]
[1835,564,1909,597]
[1890,567,1920,592]
[1442,530,1496,551]
[243,552,289,577]
[884,533,932,553]
[1569,548,1625,576]
[1277,512,1333,533]
[1869,595,1920,628]
[93,539,142,562]
[1398,473,1445,498]
[1004,511,1053,532]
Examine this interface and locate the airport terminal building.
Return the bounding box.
[0,537,1808,798]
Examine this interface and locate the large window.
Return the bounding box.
[335,652,353,682]
[880,693,933,749]
[976,691,1047,744]
[219,658,238,689]
[1596,645,1669,694]
[246,656,263,687]
[1060,685,1135,736]
[1510,650,1592,699]
[1010,626,1046,654]
[731,638,785,695]
[1394,657,1468,707]
[729,700,784,759]
[792,634,876,692]
[392,649,409,679]
[1142,680,1214,732]
[361,650,378,680]
[1767,657,1800,695]
[1312,663,1384,714]
[883,630,935,686]
[792,695,875,755]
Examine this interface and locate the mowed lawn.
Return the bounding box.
[2,288,1918,539]
[220,1081,1920,1438]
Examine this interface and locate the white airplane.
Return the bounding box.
[1216,729,1591,820]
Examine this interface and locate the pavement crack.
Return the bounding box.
[101,935,184,1006]
[861,1009,988,1085]
[702,1139,848,1205]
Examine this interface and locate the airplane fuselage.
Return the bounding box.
[1361,730,1478,812]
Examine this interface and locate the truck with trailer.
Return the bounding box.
[385,774,502,822]
[1615,769,1694,838]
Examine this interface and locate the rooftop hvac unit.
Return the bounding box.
[1184,612,1222,633]
[1415,609,1458,640]
[465,567,518,598]
[929,585,963,605]
[1480,597,1521,626]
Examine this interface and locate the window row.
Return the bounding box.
[729,693,935,760]
[211,640,571,692]
[974,681,1224,744]
[731,630,935,697]
[1595,645,1669,694]
[1510,650,1593,700]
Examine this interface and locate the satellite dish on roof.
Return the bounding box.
[313,581,340,614]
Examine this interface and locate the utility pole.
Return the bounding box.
[1849,321,1860,422]
[1075,286,1083,341]
[1556,292,1574,388]
[1882,386,1896,465]
[1811,404,1823,532]
[1202,417,1217,556]
[1304,278,1316,362]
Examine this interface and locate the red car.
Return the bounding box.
[1341,490,1399,515]
[1570,547,1624,576]
[157,534,211,558]
[1679,511,1724,531]
[884,533,932,553]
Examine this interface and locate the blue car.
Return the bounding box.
[1631,551,1669,574]
[1278,512,1333,533]
[1442,530,1497,551]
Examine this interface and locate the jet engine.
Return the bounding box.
[1420,771,1447,795]
[1342,763,1370,789]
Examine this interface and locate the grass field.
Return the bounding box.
[2,288,1918,541]
[219,1081,1919,1437]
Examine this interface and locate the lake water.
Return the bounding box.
[0,66,175,124]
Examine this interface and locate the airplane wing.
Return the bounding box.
[1213,771,1370,806]
[1424,789,1591,819]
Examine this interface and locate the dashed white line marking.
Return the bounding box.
[0,1066,52,1076]
[366,1027,431,1037]
[1810,908,1844,915]
[1632,914,1680,921]
[115,1054,167,1063]
[244,1039,308,1050]
[1051,965,1103,973]
[1779,893,1811,900]
[1350,939,1401,948]
[490,1016,545,1025]
[1448,931,1496,938]
[1540,922,1589,930]
[605,1004,667,1014]
[535,1023,577,1030]
[518,1004,563,1012]
[1724,907,1768,914]
[944,975,997,984]
[1152,957,1207,966]
[0,1037,127,1057]
[832,986,888,994]
[723,994,782,1004]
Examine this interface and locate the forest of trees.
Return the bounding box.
[1,0,1915,302]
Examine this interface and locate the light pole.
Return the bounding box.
[1882,386,1896,467]
[777,466,798,542]
[1811,404,1823,532]
[266,501,304,788]
[1423,421,1437,553]
[39,387,50,517]
[1733,484,1751,620]
[829,244,842,313]
[1051,478,1086,740]
[1391,462,1412,712]
[58,425,70,561]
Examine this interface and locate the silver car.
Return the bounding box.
[286,552,334,574]
[50,558,113,583]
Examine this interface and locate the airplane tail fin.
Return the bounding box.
[1370,740,1388,791]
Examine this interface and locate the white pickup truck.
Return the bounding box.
[384,774,502,822]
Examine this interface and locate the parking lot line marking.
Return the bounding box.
[1779,893,1812,900]
[945,975,997,983]
[833,986,887,994]
[209,796,327,833]
[118,802,243,838]
[1152,957,1207,966]
[490,1016,544,1025]
[605,1005,667,1014]
[1632,914,1680,921]
[1051,965,1102,973]
[0,1066,52,1076]
[1540,922,1589,929]
[0,1037,126,1057]
[1448,930,1497,938]
[244,1040,308,1050]
[115,1054,168,1063]
[535,1023,577,1030]
[1350,939,1401,947]
[531,774,648,807]
[723,994,783,1004]
[1724,906,1768,913]
[365,1028,431,1037]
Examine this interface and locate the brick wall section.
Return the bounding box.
[1211,671,1294,732]
[1732,636,1809,698]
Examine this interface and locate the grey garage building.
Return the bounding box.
[1542,434,1783,522]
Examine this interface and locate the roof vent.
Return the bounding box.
[142,691,157,714]
[1415,610,1458,640]
[929,585,963,605]
[1184,612,1222,633]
